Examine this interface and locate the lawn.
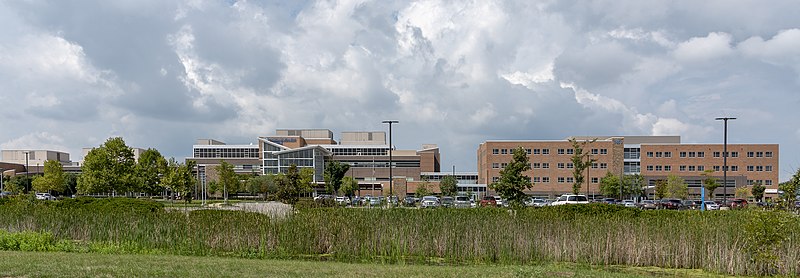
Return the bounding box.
[0,251,738,278]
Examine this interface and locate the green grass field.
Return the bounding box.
[0,251,739,278]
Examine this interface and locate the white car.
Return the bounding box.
[550,194,589,206]
[35,193,56,200]
[704,201,720,210]
[335,196,351,206]
[493,196,507,207]
[621,200,637,208]
[526,198,549,207]
[420,196,440,208]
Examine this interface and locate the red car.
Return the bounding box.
[480,196,497,207]
[727,198,748,209]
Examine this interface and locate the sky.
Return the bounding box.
[1,0,799,181]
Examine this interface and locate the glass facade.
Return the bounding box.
[194,147,259,158]
[624,148,640,160]
[328,147,389,156]
[262,141,328,182]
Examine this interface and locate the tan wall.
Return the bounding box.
[419,150,440,172]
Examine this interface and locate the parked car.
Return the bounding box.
[704,200,720,210]
[352,196,362,206]
[314,194,334,201]
[0,191,14,198]
[335,196,351,206]
[658,199,683,210]
[388,196,399,206]
[639,200,657,210]
[601,198,617,205]
[454,196,471,208]
[493,196,506,207]
[440,196,454,208]
[550,194,590,206]
[727,198,748,209]
[682,200,698,210]
[420,196,440,208]
[526,198,549,207]
[794,201,800,210]
[35,193,56,201]
[403,196,416,207]
[368,196,382,206]
[621,200,637,208]
[480,196,497,207]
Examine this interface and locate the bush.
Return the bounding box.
[0,230,58,252]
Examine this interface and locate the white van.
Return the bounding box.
[550,194,589,206]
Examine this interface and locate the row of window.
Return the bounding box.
[491,176,602,184]
[647,151,774,158]
[491,148,608,155]
[747,180,774,186]
[746,165,773,172]
[644,164,774,172]
[490,162,608,169]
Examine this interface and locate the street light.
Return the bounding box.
[24,151,30,193]
[382,120,398,196]
[715,117,736,205]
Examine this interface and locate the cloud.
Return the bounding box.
[1,132,70,153]
[673,32,733,62]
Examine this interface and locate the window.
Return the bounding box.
[591,149,599,155]
[688,152,696,158]
[492,163,499,169]
[533,149,541,155]
[647,152,654,157]
[731,152,739,158]
[501,149,508,155]
[665,152,672,158]
[697,165,704,171]
[566,177,575,183]
[765,151,773,158]
[532,163,541,169]
[756,152,764,158]
[747,165,754,171]
[558,177,565,183]
[600,149,608,155]
[748,180,754,185]
[656,152,663,158]
[542,149,550,155]
[680,152,687,158]
[714,166,721,171]
[501,163,508,169]
[765,180,773,186]
[646,165,654,171]
[698,152,705,158]
[600,163,608,169]
[680,165,687,171]
[526,149,532,155]
[558,149,565,155]
[591,177,599,183]
[566,149,574,155]
[542,177,550,183]
[713,152,720,158]
[747,151,754,158]
[533,177,541,183]
[542,163,550,169]
[492,177,499,182]
[765,165,772,172]
[566,163,574,169]
[557,163,565,169]
[664,165,672,171]
[592,162,598,169]
[492,149,499,155]
[655,165,663,171]
[731,166,738,171]
[688,166,696,171]
[756,166,764,172]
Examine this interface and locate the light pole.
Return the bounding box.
[0,167,4,192]
[382,120,398,196]
[24,151,30,193]
[715,117,736,205]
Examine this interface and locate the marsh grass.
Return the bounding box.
[1,200,798,276]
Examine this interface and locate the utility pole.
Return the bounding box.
[715,117,736,206]
[382,120,398,196]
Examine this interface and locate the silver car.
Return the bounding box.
[420,196,440,208]
[454,196,471,208]
[704,201,720,210]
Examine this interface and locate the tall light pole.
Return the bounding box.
[382,120,398,196]
[24,151,30,193]
[715,117,736,205]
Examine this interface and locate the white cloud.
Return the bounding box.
[673,32,733,62]
[0,132,69,153]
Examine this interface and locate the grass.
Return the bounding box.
[0,251,740,278]
[1,199,798,276]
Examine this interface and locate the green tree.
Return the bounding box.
[31,160,66,194]
[299,168,315,196]
[64,173,79,196]
[569,138,597,195]
[323,161,350,195]
[751,182,766,202]
[701,170,719,200]
[276,165,302,205]
[489,147,532,208]
[340,176,358,197]
[161,159,196,204]
[665,174,688,199]
[598,172,621,199]
[624,174,645,198]
[5,175,31,194]
[778,168,799,209]
[136,148,167,195]
[654,179,667,199]
[415,181,430,198]
[215,161,238,203]
[439,176,458,196]
[77,137,136,195]
[247,174,277,200]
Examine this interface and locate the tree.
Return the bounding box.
[489,147,532,208]
[654,179,667,199]
[77,137,136,195]
[598,172,621,199]
[64,173,79,196]
[299,168,315,196]
[735,186,750,199]
[31,160,66,194]
[665,174,688,199]
[136,148,167,195]
[751,182,766,202]
[340,176,358,197]
[624,174,645,198]
[415,181,430,198]
[323,161,350,195]
[439,176,458,196]
[276,165,302,205]
[569,138,597,195]
[778,168,799,208]
[5,175,31,194]
[701,170,719,200]
[215,161,238,203]
[161,159,196,204]
[247,174,277,200]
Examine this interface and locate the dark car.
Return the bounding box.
[403,196,416,207]
[480,196,497,207]
[659,199,683,210]
[601,198,617,205]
